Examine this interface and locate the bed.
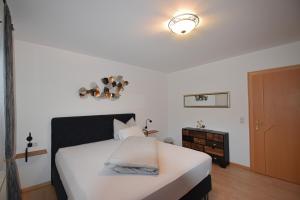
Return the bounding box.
[51,113,212,200]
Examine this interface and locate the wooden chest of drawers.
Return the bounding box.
[182,127,229,168]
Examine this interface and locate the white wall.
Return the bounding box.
[167,41,300,167]
[14,40,168,188]
[14,39,300,187]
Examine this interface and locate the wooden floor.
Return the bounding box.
[22,183,57,200]
[22,164,300,200]
[210,164,300,200]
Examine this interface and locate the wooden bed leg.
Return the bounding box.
[203,193,209,200]
[201,194,208,200]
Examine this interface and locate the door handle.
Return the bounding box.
[255,120,263,131]
[255,120,259,130]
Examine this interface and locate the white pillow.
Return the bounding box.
[126,117,136,127]
[113,118,136,139]
[118,125,145,140]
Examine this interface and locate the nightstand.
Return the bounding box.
[15,149,47,160]
[144,130,159,137]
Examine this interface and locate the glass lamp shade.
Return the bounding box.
[168,13,199,35]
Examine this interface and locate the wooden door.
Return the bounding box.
[249,65,300,185]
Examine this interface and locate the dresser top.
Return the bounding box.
[182,127,228,135]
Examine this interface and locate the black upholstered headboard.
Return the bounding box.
[51,113,135,198]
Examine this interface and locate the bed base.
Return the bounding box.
[51,113,212,200]
[181,175,211,200]
[53,170,211,200]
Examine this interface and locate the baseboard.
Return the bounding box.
[230,162,250,170]
[22,181,51,193]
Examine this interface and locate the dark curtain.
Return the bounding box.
[3,1,22,200]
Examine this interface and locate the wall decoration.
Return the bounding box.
[184,92,230,108]
[79,75,129,100]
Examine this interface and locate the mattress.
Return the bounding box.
[55,139,211,200]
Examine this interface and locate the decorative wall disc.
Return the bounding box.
[79,75,129,100]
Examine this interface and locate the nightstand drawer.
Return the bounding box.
[207,133,224,142]
[190,131,206,139]
[204,146,224,157]
[194,137,206,145]
[191,143,204,151]
[206,140,223,149]
[182,135,193,142]
[182,130,190,136]
[183,141,192,148]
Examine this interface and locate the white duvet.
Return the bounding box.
[56,139,211,200]
[105,136,159,175]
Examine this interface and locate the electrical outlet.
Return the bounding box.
[32,142,38,147]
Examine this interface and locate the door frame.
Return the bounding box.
[248,64,300,171]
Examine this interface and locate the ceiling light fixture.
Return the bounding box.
[168,13,200,35]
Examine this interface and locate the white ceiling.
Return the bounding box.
[9,0,300,73]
